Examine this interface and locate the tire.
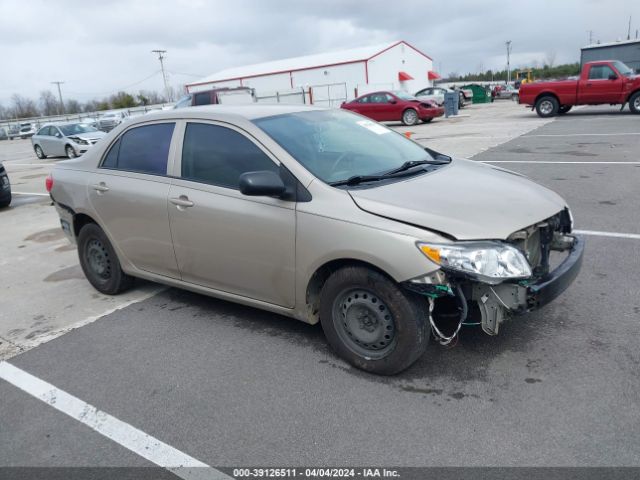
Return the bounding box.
[558,105,572,115]
[535,95,559,118]
[629,91,640,114]
[66,145,77,159]
[401,108,419,126]
[34,145,46,159]
[0,194,10,208]
[77,223,134,295]
[319,266,429,375]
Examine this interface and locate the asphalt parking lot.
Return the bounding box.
[1,103,639,474]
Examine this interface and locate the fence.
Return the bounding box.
[309,83,348,107]
[255,87,308,105]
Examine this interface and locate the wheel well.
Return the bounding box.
[626,89,640,102]
[73,213,96,237]
[534,92,560,106]
[305,259,393,324]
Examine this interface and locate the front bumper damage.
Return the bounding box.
[404,230,584,337]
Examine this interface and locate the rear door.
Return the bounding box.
[88,122,180,278]
[167,121,296,307]
[578,64,624,104]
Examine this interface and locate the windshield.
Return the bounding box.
[60,124,99,136]
[392,91,418,101]
[253,110,435,184]
[613,61,634,77]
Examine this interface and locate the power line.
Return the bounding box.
[65,71,162,98]
[51,81,65,114]
[152,50,172,101]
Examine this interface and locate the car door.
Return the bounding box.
[578,64,624,104]
[34,127,51,154]
[167,121,296,307]
[349,94,374,117]
[434,88,446,104]
[368,92,396,121]
[88,121,181,279]
[50,126,66,156]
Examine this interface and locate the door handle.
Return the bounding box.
[92,182,109,193]
[169,195,194,208]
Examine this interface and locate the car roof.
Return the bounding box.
[135,104,328,122]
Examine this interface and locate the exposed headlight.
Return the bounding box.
[417,241,532,284]
[69,136,89,145]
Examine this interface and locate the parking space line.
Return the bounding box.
[574,229,640,240]
[524,132,640,137]
[0,362,231,479]
[480,161,640,164]
[3,163,55,166]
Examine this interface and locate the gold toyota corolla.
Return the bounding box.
[47,105,583,375]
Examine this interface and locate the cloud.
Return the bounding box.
[0,0,639,104]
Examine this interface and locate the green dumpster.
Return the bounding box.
[461,84,493,104]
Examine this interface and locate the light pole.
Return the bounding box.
[505,41,512,84]
[152,50,172,101]
[51,81,65,114]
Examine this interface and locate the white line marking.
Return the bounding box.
[12,191,50,196]
[480,161,640,165]
[574,229,640,240]
[524,132,640,137]
[0,362,231,480]
[4,163,55,166]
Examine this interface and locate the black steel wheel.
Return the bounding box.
[77,223,133,295]
[319,266,429,375]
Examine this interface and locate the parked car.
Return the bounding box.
[98,112,129,131]
[18,122,37,139]
[519,60,640,117]
[414,87,467,107]
[0,127,7,140]
[47,105,583,375]
[7,125,20,140]
[32,123,106,159]
[341,90,444,125]
[0,162,11,208]
[173,87,256,109]
[493,84,519,100]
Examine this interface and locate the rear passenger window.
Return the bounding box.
[194,92,210,106]
[101,123,174,175]
[181,123,279,189]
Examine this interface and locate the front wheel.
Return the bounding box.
[535,95,559,117]
[66,145,77,159]
[558,105,572,114]
[401,108,419,126]
[629,92,640,114]
[319,266,429,375]
[77,223,134,295]
[34,145,46,159]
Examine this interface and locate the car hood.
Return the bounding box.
[348,159,567,240]
[72,131,106,140]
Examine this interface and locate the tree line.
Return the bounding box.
[443,62,581,83]
[0,87,183,121]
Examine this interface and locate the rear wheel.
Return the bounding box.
[401,108,419,126]
[535,95,559,117]
[558,105,572,115]
[77,223,133,295]
[629,92,640,114]
[65,145,77,159]
[319,266,429,375]
[34,145,46,159]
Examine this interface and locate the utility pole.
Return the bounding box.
[587,30,594,44]
[152,49,172,101]
[51,81,65,115]
[505,41,512,84]
[627,16,632,40]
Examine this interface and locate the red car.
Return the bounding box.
[519,60,640,117]
[341,90,444,126]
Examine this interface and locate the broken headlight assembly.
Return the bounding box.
[417,241,532,285]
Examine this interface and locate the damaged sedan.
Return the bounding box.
[47,106,583,375]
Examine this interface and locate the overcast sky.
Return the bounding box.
[1,0,639,104]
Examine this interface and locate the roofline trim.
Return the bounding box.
[186,41,433,89]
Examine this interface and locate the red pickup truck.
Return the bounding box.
[519,60,640,117]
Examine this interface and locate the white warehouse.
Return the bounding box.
[186,41,439,105]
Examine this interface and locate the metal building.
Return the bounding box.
[581,39,640,71]
[186,41,439,106]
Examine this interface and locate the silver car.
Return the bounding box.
[98,111,128,131]
[48,105,583,375]
[32,123,106,159]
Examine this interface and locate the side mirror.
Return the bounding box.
[608,73,618,80]
[389,99,397,104]
[56,133,62,138]
[239,170,286,197]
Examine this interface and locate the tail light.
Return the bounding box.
[45,174,53,192]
